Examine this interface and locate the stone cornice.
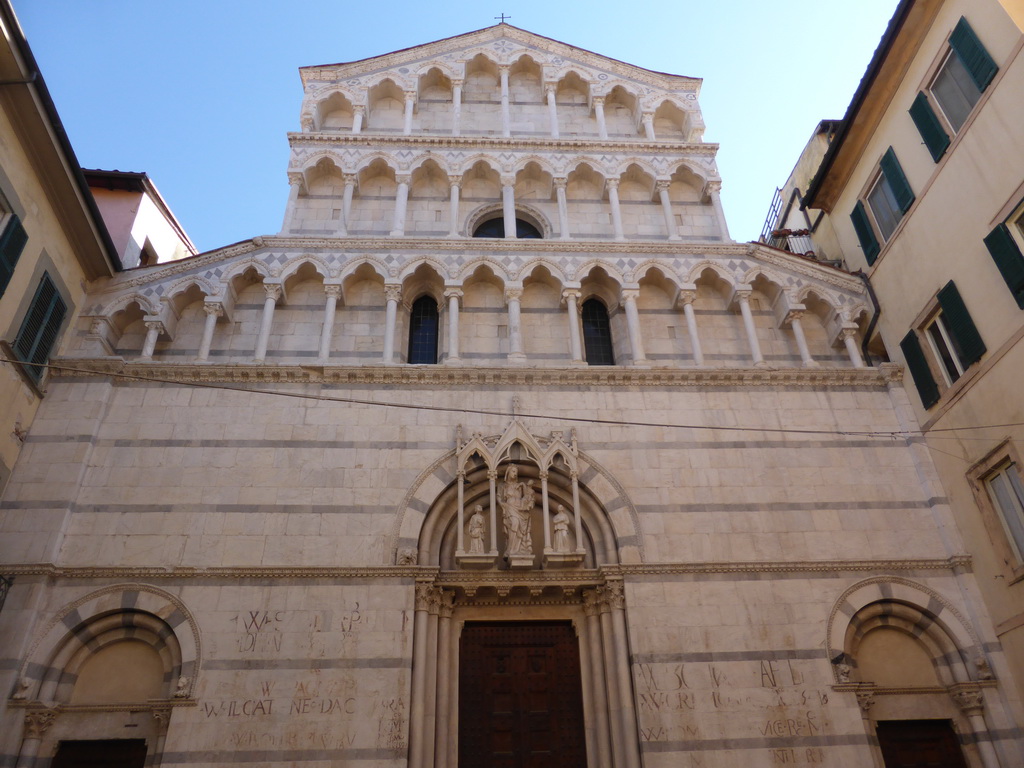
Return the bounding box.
[1,555,965,582]
[99,237,863,295]
[50,359,904,389]
[299,25,701,93]
[287,131,719,156]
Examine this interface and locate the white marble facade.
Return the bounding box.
[0,24,1021,768]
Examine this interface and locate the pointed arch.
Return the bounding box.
[629,260,684,290]
[221,256,273,284]
[279,253,334,283]
[338,255,391,283]
[515,258,568,286]
[686,259,737,287]
[573,259,625,287]
[456,256,511,284]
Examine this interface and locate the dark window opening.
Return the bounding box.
[407,295,439,364]
[472,217,542,239]
[581,298,614,366]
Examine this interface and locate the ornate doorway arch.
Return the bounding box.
[402,418,643,768]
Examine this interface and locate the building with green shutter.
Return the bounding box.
[769,0,1024,725]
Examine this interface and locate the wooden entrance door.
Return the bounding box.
[876,720,969,768]
[51,740,147,768]
[459,621,587,768]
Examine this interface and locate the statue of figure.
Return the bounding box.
[467,504,486,554]
[836,663,852,683]
[499,465,534,557]
[174,676,190,698]
[552,504,571,553]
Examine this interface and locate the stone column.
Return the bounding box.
[487,469,498,554]
[391,174,411,237]
[840,327,864,368]
[606,178,625,241]
[606,580,642,768]
[434,591,455,768]
[540,470,552,552]
[593,96,607,139]
[952,688,1001,768]
[786,310,817,367]
[563,289,583,363]
[197,303,223,362]
[505,285,526,363]
[456,470,466,554]
[451,80,463,136]
[545,83,559,138]
[254,283,282,363]
[383,284,401,363]
[501,175,517,239]
[657,180,680,241]
[444,288,462,364]
[571,469,583,553]
[403,91,416,135]
[621,288,647,365]
[340,173,357,236]
[450,182,462,239]
[409,582,437,768]
[641,111,656,140]
[151,708,172,768]
[318,285,342,363]
[554,177,571,239]
[16,709,57,768]
[351,104,364,134]
[677,289,704,367]
[140,319,164,360]
[583,591,613,768]
[499,65,511,137]
[734,288,765,367]
[598,590,627,768]
[705,180,731,241]
[281,172,303,233]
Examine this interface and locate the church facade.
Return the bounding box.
[1,24,1021,768]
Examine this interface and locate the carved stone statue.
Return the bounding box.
[499,465,534,557]
[174,676,190,698]
[467,504,486,554]
[552,504,571,553]
[836,663,852,683]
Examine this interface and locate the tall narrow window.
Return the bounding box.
[581,298,614,366]
[0,214,28,297]
[13,272,67,381]
[407,295,439,364]
[985,461,1024,564]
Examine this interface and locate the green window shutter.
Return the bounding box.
[880,147,915,213]
[0,214,28,297]
[949,17,998,91]
[937,280,986,367]
[983,224,1024,308]
[850,201,880,265]
[900,330,940,409]
[909,92,950,162]
[13,273,67,381]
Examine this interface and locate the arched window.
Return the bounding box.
[581,298,614,365]
[408,295,439,364]
[472,217,543,239]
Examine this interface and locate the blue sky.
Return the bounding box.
[15,1,900,251]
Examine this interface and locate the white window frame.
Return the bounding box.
[865,172,902,243]
[926,48,982,135]
[922,309,965,387]
[970,442,1024,583]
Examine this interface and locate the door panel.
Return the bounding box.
[50,739,147,768]
[459,621,586,768]
[876,720,969,768]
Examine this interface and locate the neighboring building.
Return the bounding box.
[793,0,1024,720]
[85,169,197,269]
[0,1,120,495]
[2,21,1022,768]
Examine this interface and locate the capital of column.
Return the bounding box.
[263,283,283,302]
[642,111,655,122]
[152,708,173,736]
[449,179,461,190]
[498,64,510,75]
[602,580,625,610]
[384,285,403,303]
[203,302,224,318]
[487,469,498,480]
[592,96,605,107]
[732,286,752,303]
[704,180,723,196]
[656,179,671,192]
[414,582,442,612]
[443,287,463,302]
[438,590,455,620]
[676,289,697,306]
[539,469,549,480]
[287,172,304,188]
[582,588,601,617]
[451,78,464,89]
[352,104,365,116]
[500,175,516,188]
[144,320,165,334]
[403,90,417,102]
[839,327,858,341]
[544,82,557,95]
[395,174,412,186]
[620,287,640,303]
[950,685,985,716]
[343,173,358,186]
[24,708,58,739]
[561,288,581,306]
[605,177,620,190]
[504,286,523,301]
[553,177,568,190]
[785,309,805,325]
[324,284,343,300]
[856,690,876,712]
